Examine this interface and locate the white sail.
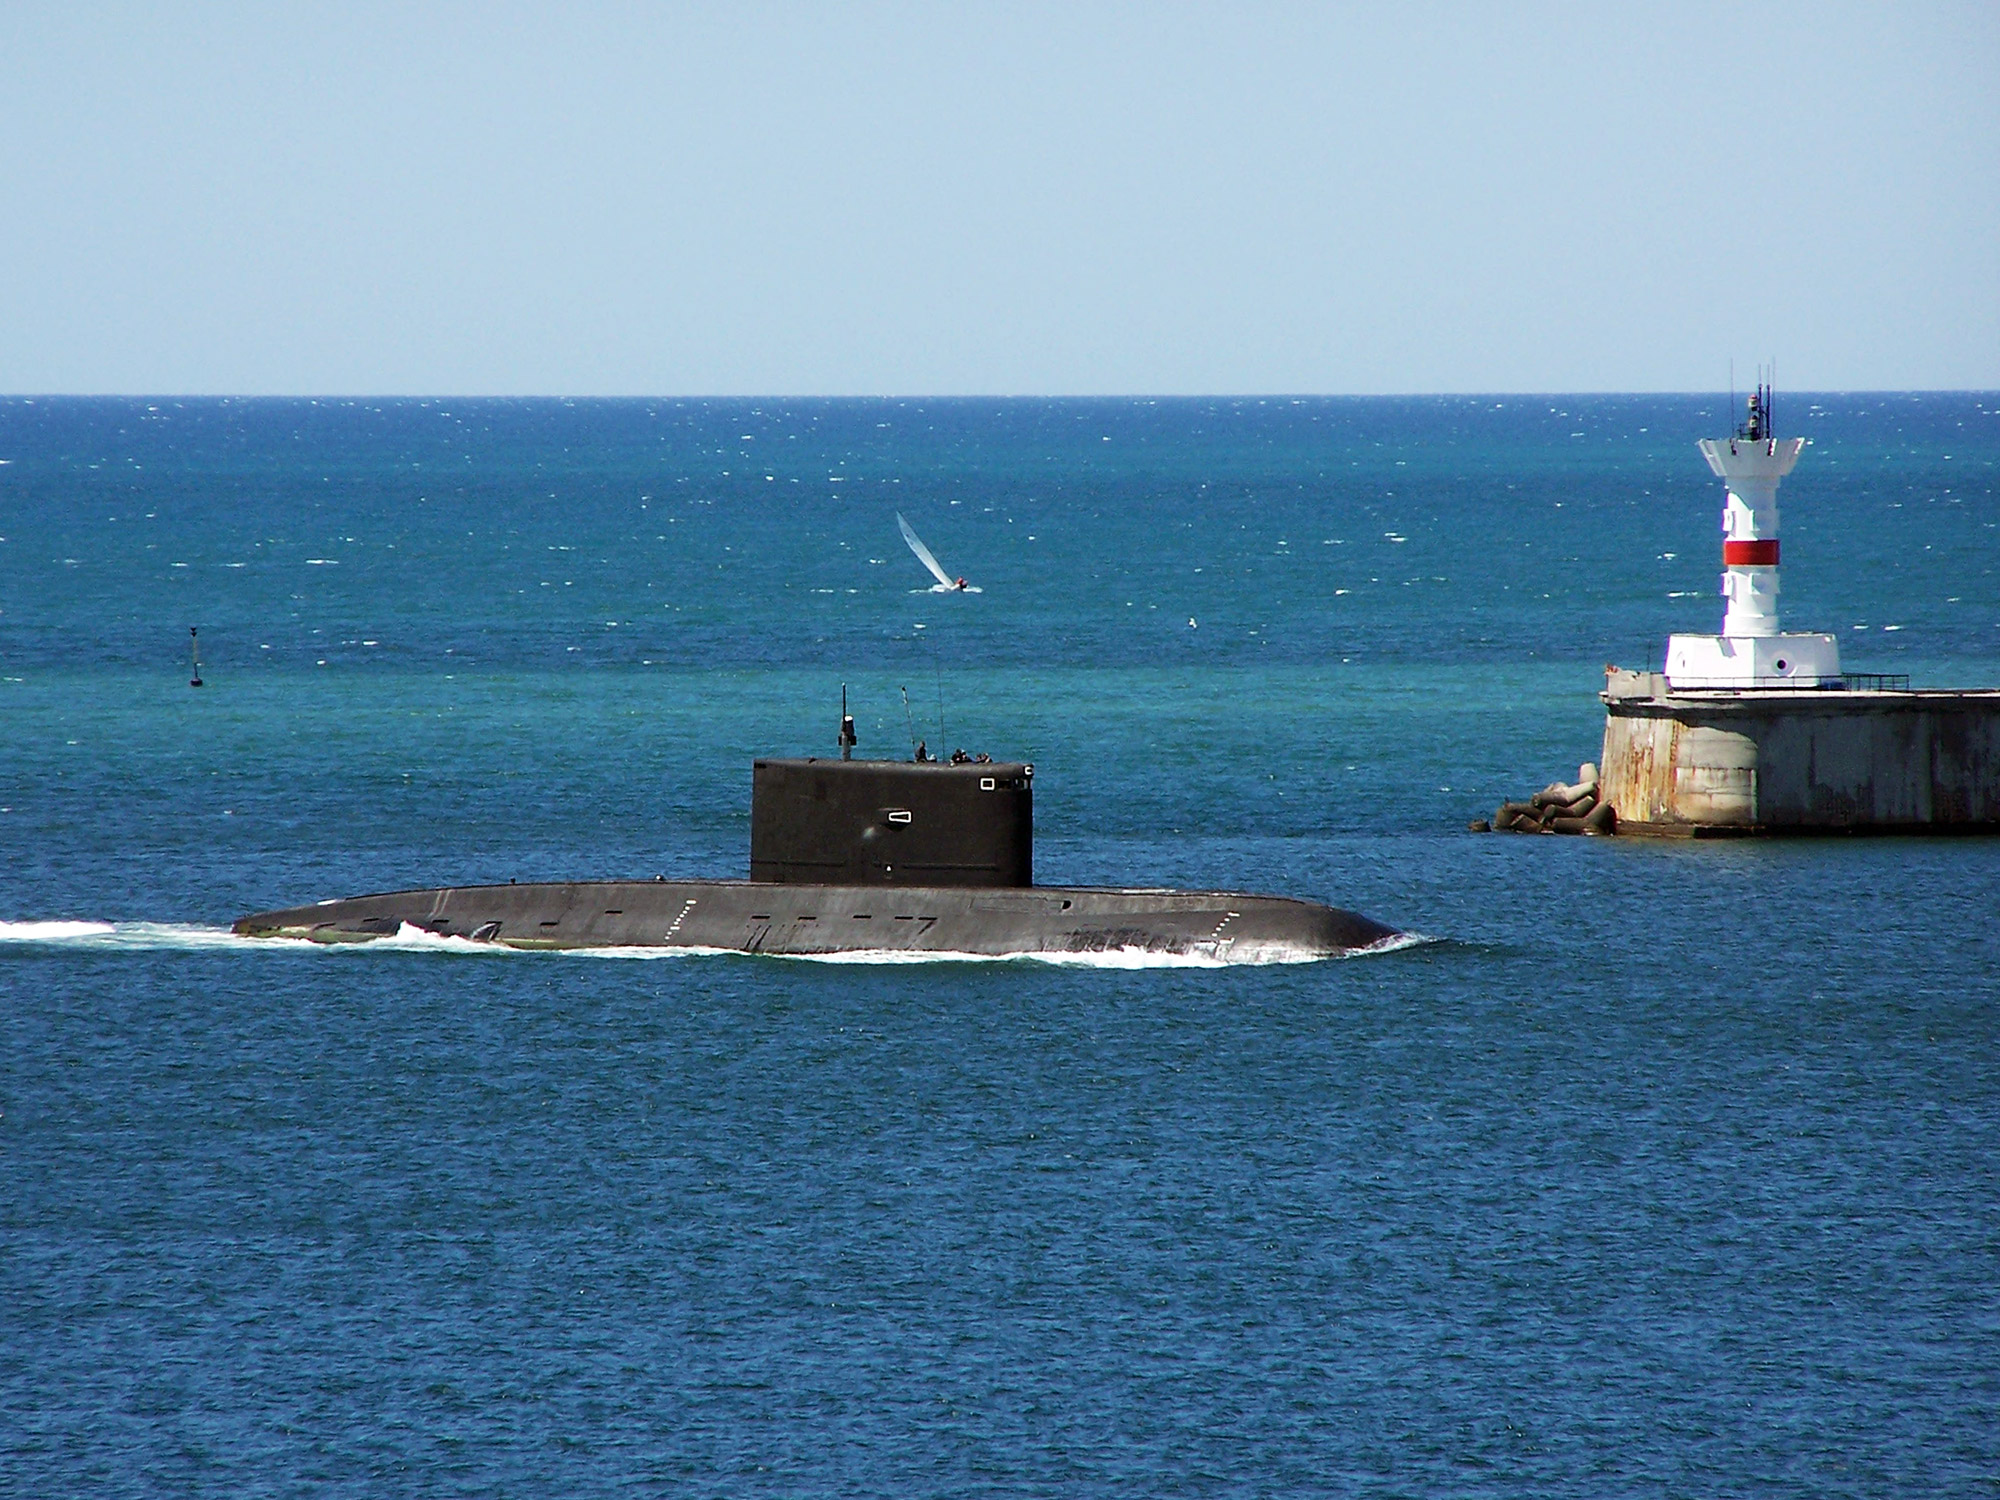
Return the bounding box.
[896,512,958,589]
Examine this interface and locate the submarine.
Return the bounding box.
[234,709,1397,962]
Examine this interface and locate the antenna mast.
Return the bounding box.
[838,684,857,760]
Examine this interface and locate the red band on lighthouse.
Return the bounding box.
[1723,539,1780,566]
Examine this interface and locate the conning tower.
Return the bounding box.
[750,758,1033,887]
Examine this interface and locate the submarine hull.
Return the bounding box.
[232,879,1396,962]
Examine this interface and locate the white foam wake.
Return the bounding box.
[774,938,1430,966]
[0,920,286,952]
[781,945,1233,968]
[0,919,117,941]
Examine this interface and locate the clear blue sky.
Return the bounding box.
[2,2,1994,395]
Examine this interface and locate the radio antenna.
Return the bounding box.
[899,686,918,760]
[934,652,947,752]
[913,623,947,751]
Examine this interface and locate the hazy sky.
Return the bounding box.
[2,2,1994,395]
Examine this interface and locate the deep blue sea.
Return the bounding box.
[3,394,1998,1495]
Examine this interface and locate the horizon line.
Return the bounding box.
[4,388,1997,402]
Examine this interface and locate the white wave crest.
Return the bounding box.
[367,922,521,955]
[1355,930,1438,956]
[781,945,1233,968]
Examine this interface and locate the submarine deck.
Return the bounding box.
[233,878,1396,962]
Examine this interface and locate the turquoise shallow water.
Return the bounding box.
[2,396,1998,1494]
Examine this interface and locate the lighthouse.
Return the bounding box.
[1586,383,2000,836]
[1663,383,1842,689]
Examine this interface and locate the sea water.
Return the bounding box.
[1,395,1996,1494]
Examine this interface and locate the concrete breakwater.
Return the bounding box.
[1599,668,2000,836]
[1475,672,2000,838]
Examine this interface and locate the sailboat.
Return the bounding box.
[896,513,981,593]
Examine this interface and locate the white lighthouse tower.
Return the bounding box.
[1663,383,1841,689]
